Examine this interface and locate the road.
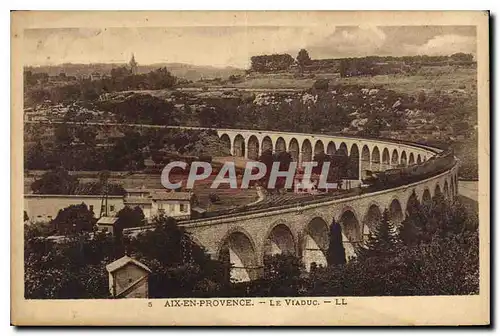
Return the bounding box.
[459,180,478,202]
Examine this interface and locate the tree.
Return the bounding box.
[359,209,399,259]
[398,193,425,246]
[116,206,145,229]
[326,219,346,266]
[31,168,79,195]
[123,216,231,297]
[417,90,427,104]
[296,49,312,71]
[258,149,274,187]
[273,151,293,191]
[75,127,97,146]
[304,199,479,297]
[450,52,474,62]
[312,79,330,91]
[250,54,294,72]
[146,67,176,89]
[25,230,114,299]
[359,117,385,137]
[249,254,304,297]
[54,123,74,148]
[52,203,96,235]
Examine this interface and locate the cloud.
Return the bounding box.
[403,34,476,56]
[305,26,387,58]
[23,26,476,67]
[24,26,337,68]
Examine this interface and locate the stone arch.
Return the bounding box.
[422,188,432,207]
[348,144,360,180]
[301,139,313,163]
[275,137,286,153]
[218,229,259,283]
[362,203,382,240]
[335,143,349,180]
[371,146,381,172]
[338,142,349,156]
[406,191,420,217]
[261,136,273,154]
[391,149,399,167]
[338,208,361,260]
[220,134,231,156]
[247,135,260,160]
[233,134,245,157]
[314,140,325,155]
[389,198,404,226]
[434,183,442,199]
[302,217,329,271]
[400,151,407,166]
[444,180,450,200]
[360,145,371,179]
[326,141,336,155]
[289,138,300,161]
[408,152,415,165]
[417,154,422,164]
[382,148,390,170]
[264,222,296,259]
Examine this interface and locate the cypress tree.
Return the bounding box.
[360,209,399,259]
[326,219,346,265]
[398,192,423,245]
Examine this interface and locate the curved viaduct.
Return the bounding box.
[217,129,432,181]
[126,128,459,283]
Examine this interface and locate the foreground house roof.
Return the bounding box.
[106,255,152,274]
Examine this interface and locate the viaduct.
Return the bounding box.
[125,127,459,283]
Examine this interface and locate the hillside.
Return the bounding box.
[25,63,245,82]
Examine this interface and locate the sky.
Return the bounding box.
[23,25,476,68]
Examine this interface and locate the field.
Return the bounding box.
[220,66,476,98]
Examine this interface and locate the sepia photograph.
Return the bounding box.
[11,10,489,326]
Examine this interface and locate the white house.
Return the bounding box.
[124,187,193,220]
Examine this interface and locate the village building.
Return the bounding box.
[24,194,124,224]
[24,188,195,224]
[124,187,193,220]
[96,216,119,235]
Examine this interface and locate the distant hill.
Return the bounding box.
[24,63,246,82]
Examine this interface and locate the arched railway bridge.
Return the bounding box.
[25,122,458,282]
[122,127,460,283]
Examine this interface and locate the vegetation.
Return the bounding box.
[25,216,231,299]
[123,216,231,298]
[31,168,126,195]
[25,229,114,299]
[326,219,346,266]
[237,195,478,297]
[25,126,226,172]
[24,66,177,107]
[25,190,478,299]
[51,203,97,235]
[250,54,295,73]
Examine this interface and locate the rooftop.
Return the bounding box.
[106,255,151,274]
[124,197,152,205]
[151,191,192,201]
[97,216,119,225]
